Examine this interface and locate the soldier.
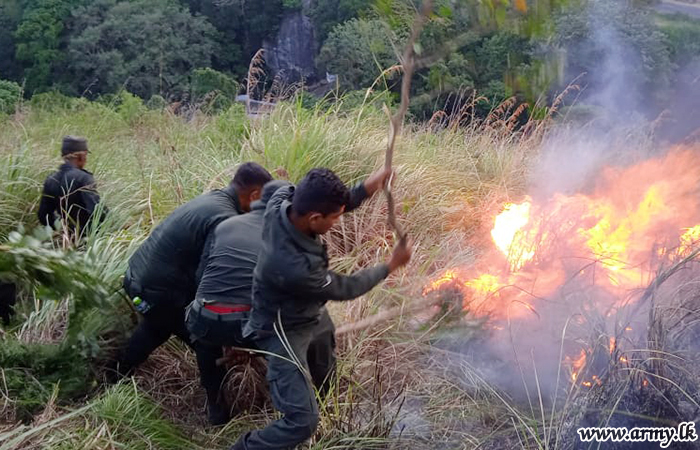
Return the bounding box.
[37,136,106,237]
[114,162,273,379]
[186,179,291,425]
[4,137,104,329]
[230,168,412,450]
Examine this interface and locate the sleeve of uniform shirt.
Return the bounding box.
[292,262,390,302]
[195,225,218,285]
[266,185,293,214]
[345,182,368,213]
[78,173,102,220]
[37,180,57,227]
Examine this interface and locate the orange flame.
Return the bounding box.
[465,273,501,297]
[679,225,700,254]
[421,146,700,385]
[579,185,671,286]
[491,199,535,270]
[568,350,587,382]
[423,269,460,295]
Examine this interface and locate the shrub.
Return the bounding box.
[28,90,75,111]
[0,79,22,114]
[190,67,239,113]
[115,91,146,124]
[146,94,168,110]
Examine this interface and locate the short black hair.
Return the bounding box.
[232,162,273,191]
[292,168,349,216]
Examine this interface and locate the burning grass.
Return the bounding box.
[1,96,700,449]
[413,141,700,447]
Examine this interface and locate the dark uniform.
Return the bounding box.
[234,184,390,450]
[185,180,290,422]
[0,282,17,325]
[118,186,243,375]
[37,137,105,235]
[24,136,104,327]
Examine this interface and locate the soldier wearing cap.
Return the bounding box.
[37,136,106,236]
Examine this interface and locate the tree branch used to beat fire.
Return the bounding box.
[335,2,436,336]
[382,0,433,242]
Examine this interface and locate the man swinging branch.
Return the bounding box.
[229,167,412,450]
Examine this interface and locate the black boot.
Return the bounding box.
[206,389,230,426]
[207,400,230,426]
[0,282,17,325]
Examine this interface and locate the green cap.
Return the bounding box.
[61,136,89,156]
[133,296,142,306]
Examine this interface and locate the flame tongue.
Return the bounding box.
[421,147,700,386]
[680,225,700,254]
[461,149,700,307]
[569,350,587,383]
[491,199,535,270]
[465,274,501,297]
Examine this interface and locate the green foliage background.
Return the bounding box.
[0,0,696,122]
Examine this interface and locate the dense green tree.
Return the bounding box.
[191,68,239,99]
[474,32,531,86]
[363,1,540,119]
[182,0,287,76]
[554,1,672,107]
[318,2,536,119]
[183,0,244,76]
[0,0,686,123]
[657,14,700,64]
[14,0,79,93]
[65,0,218,99]
[424,53,474,94]
[318,18,403,90]
[311,0,373,42]
[0,1,23,80]
[409,31,532,120]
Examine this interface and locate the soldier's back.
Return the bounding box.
[38,163,98,230]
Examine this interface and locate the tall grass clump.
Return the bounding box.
[1,383,197,450]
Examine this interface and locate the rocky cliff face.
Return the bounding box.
[264,2,318,83]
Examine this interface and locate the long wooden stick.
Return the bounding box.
[331,3,436,338]
[214,5,438,361]
[383,0,433,241]
[336,299,431,336]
